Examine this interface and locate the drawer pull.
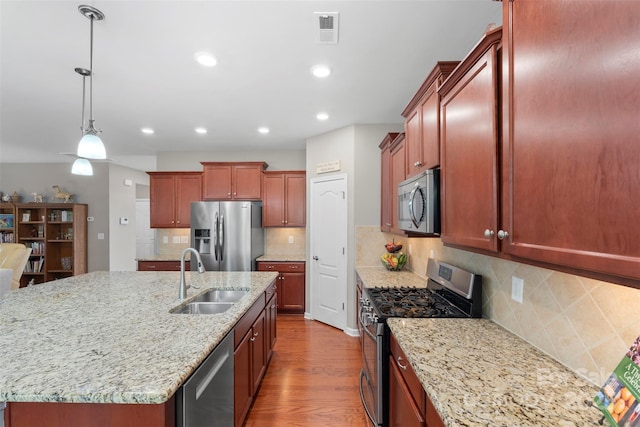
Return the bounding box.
[397,356,408,370]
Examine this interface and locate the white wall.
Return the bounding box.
[108,164,149,271]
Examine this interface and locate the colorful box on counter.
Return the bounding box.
[595,335,640,426]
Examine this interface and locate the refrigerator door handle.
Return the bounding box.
[219,214,224,261]
[214,212,219,261]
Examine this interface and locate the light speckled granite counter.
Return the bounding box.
[257,253,306,262]
[387,318,602,426]
[356,266,427,288]
[0,271,278,404]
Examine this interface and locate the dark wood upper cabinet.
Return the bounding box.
[402,62,459,175]
[379,132,400,232]
[262,171,306,227]
[201,162,267,201]
[439,28,502,253]
[148,172,202,228]
[501,0,640,282]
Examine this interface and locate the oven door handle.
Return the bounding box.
[361,314,378,341]
[359,369,377,426]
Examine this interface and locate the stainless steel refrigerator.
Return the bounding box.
[190,201,264,271]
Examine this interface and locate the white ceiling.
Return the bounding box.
[0,1,502,171]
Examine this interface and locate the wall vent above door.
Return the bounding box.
[314,12,339,44]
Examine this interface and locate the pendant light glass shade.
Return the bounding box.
[71,158,93,176]
[77,132,106,159]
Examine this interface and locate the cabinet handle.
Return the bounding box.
[282,220,285,224]
[176,220,181,224]
[147,265,156,269]
[289,265,298,269]
[250,337,255,342]
[233,192,237,196]
[484,229,494,238]
[497,230,509,240]
[227,192,231,196]
[397,356,408,370]
[253,331,259,337]
[267,265,274,269]
[271,304,276,309]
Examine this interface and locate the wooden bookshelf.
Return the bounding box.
[14,203,88,287]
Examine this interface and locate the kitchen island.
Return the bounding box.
[0,270,278,426]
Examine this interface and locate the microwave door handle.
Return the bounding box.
[408,185,420,228]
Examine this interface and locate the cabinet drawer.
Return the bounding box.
[257,261,305,273]
[137,260,188,271]
[265,281,277,302]
[234,296,266,349]
[390,333,426,414]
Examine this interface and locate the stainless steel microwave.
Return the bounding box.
[397,169,440,235]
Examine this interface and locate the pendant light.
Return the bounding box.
[71,157,94,176]
[76,5,106,160]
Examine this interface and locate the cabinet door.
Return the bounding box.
[251,310,267,393]
[265,293,277,362]
[262,173,285,227]
[174,174,201,227]
[234,331,253,427]
[280,272,305,314]
[419,84,440,170]
[405,107,421,174]
[388,356,426,427]
[380,142,392,232]
[149,175,177,227]
[440,46,500,253]
[233,165,263,200]
[284,173,306,227]
[502,0,640,280]
[202,165,232,200]
[390,136,406,231]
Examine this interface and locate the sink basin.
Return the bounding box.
[192,289,249,303]
[173,302,235,315]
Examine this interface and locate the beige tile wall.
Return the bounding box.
[356,225,640,386]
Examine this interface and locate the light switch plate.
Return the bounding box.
[511,276,524,304]
[163,236,169,244]
[180,236,188,244]
[173,236,180,244]
[288,236,294,244]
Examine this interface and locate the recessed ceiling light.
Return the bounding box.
[141,127,154,134]
[194,52,217,67]
[316,112,329,121]
[195,127,207,134]
[258,127,270,134]
[311,64,331,78]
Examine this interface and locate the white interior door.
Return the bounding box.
[135,199,155,259]
[310,174,347,330]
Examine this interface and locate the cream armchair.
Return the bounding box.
[0,243,32,292]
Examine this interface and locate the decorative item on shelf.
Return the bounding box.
[52,185,73,203]
[31,193,44,203]
[1,194,10,202]
[11,192,22,203]
[61,257,72,271]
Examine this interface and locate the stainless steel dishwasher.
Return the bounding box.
[176,332,234,427]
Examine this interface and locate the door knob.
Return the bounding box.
[312,256,319,260]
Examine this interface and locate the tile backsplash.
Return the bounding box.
[356,225,640,386]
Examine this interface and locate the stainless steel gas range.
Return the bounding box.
[358,258,482,427]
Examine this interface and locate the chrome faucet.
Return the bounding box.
[179,248,206,301]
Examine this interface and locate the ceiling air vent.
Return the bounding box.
[314,12,339,44]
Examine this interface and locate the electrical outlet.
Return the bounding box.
[97,233,105,240]
[288,236,294,244]
[163,236,169,244]
[180,236,188,244]
[511,276,524,304]
[173,236,180,244]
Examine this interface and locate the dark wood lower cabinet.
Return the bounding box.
[389,357,426,427]
[234,282,276,427]
[5,398,175,427]
[257,262,305,314]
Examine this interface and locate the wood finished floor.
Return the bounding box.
[244,315,369,427]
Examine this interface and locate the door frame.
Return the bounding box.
[309,173,348,331]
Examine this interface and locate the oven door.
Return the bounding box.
[359,302,384,426]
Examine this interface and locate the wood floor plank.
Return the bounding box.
[244,315,369,427]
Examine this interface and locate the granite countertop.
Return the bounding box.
[0,270,278,405]
[387,318,602,426]
[257,254,306,262]
[356,266,427,288]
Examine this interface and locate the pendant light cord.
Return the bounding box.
[89,14,94,126]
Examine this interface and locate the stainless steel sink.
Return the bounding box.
[171,289,249,314]
[173,302,235,315]
[192,289,248,303]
